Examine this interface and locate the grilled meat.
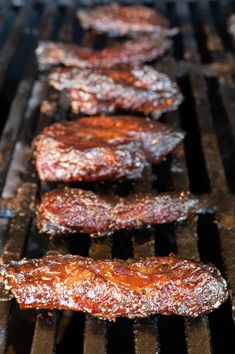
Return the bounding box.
[33,115,184,182]
[49,66,183,116]
[36,37,172,71]
[77,4,174,36]
[1,254,228,320]
[35,138,145,183]
[36,188,197,235]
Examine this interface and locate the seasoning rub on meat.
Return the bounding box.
[1,254,228,320]
[36,188,197,235]
[49,66,183,116]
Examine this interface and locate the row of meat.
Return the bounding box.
[1,4,228,321]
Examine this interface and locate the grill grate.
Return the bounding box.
[0,1,234,353]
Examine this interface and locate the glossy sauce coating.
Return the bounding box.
[36,188,197,235]
[36,37,172,71]
[33,115,184,182]
[2,254,228,320]
[49,66,183,116]
[77,4,171,36]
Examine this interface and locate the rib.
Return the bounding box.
[36,37,172,71]
[36,188,197,235]
[33,115,185,182]
[49,66,183,116]
[77,4,175,36]
[1,254,228,320]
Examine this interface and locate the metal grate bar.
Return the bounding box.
[0,302,10,354]
[0,0,34,91]
[0,1,57,194]
[1,80,46,199]
[83,316,108,354]
[30,232,67,353]
[215,74,235,144]
[132,167,159,354]
[83,237,112,354]
[134,317,159,354]
[189,72,229,194]
[30,312,57,354]
[0,0,13,46]
[0,78,34,191]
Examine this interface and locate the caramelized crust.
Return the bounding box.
[36,37,172,71]
[36,188,197,235]
[2,254,228,320]
[49,66,183,116]
[33,116,184,182]
[77,4,172,36]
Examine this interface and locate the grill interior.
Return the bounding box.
[0,0,234,353]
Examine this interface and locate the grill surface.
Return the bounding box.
[0,0,234,353]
